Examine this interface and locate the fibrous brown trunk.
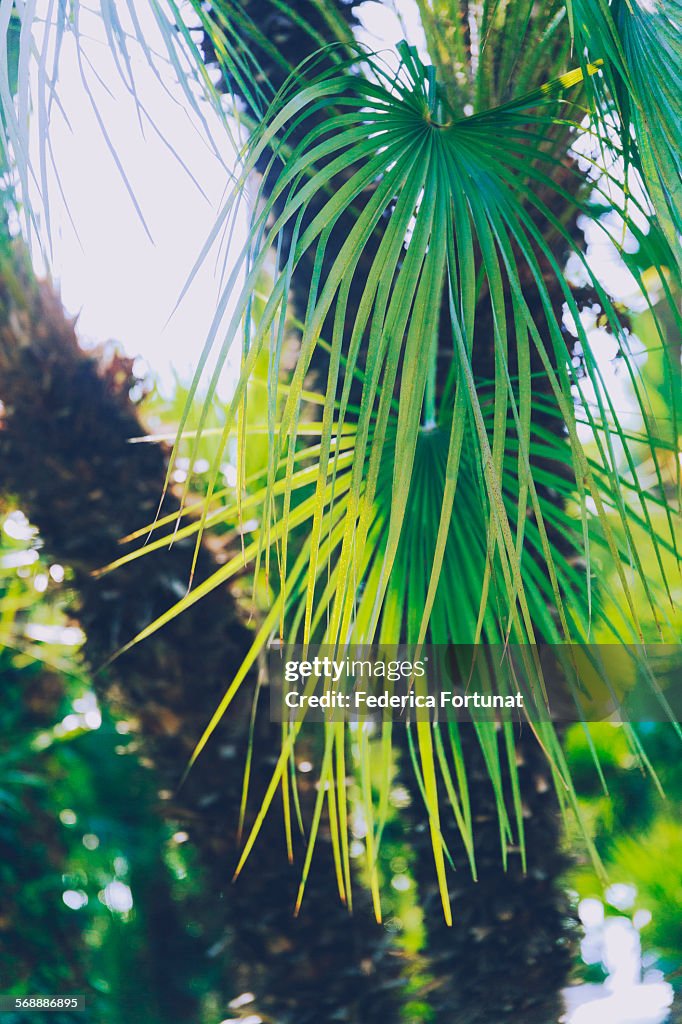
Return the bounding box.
[396,725,574,1024]
[0,246,404,1023]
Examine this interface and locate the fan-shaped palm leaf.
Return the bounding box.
[2,3,679,918]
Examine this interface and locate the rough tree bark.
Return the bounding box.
[400,727,573,1024]
[0,246,405,1023]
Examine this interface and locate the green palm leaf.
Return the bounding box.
[566,0,682,266]
[2,4,679,917]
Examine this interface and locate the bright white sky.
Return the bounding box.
[28,2,243,390]
[26,1,422,393]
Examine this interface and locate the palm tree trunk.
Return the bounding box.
[0,245,404,1023]
[395,726,574,1024]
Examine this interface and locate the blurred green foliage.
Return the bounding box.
[0,501,227,1022]
[561,295,681,997]
[566,720,682,989]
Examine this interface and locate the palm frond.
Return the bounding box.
[566,0,682,267]
[2,3,680,917]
